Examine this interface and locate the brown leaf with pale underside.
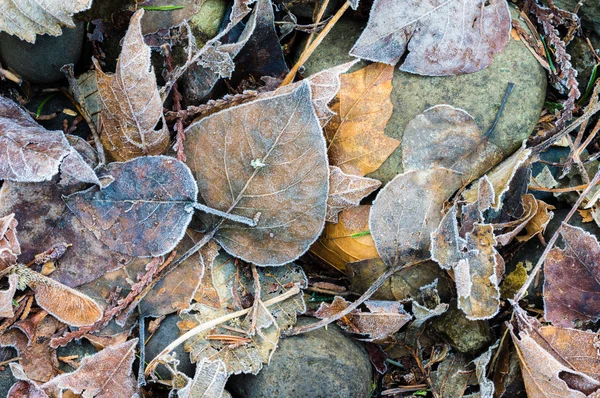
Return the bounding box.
[310,206,379,273]
[350,0,510,76]
[0,213,20,269]
[95,10,169,161]
[0,274,18,318]
[325,63,399,176]
[326,166,380,223]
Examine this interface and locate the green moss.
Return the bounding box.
[189,0,228,46]
[500,262,529,299]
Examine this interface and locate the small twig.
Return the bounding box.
[145,285,301,375]
[249,264,261,334]
[301,0,331,54]
[485,82,515,138]
[0,63,21,85]
[138,307,147,388]
[162,44,186,162]
[192,203,257,226]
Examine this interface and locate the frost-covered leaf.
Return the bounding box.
[325,63,399,176]
[184,81,328,266]
[311,206,379,273]
[95,10,169,161]
[370,168,462,267]
[177,358,228,398]
[0,0,92,43]
[0,213,20,269]
[0,96,71,183]
[402,105,503,183]
[76,71,101,126]
[326,166,380,223]
[64,156,197,258]
[350,0,511,76]
[59,146,103,187]
[430,352,473,398]
[517,199,554,243]
[0,274,18,318]
[494,194,539,246]
[544,223,600,327]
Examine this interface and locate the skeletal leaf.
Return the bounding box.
[0,213,20,269]
[0,0,92,43]
[177,358,228,398]
[402,105,503,183]
[0,274,18,318]
[64,156,197,258]
[370,168,462,267]
[350,0,511,76]
[184,81,328,266]
[315,297,411,341]
[325,63,399,176]
[15,265,103,327]
[431,206,502,320]
[95,10,170,161]
[311,206,379,273]
[544,223,600,327]
[0,96,72,183]
[44,339,138,398]
[326,166,380,223]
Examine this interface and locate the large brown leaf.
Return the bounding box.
[64,156,197,258]
[350,0,511,76]
[326,166,380,223]
[325,63,399,176]
[184,81,329,266]
[95,10,170,161]
[544,223,600,327]
[0,0,92,43]
[370,168,462,267]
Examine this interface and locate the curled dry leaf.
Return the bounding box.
[0,0,92,43]
[325,63,399,176]
[0,213,20,269]
[310,205,379,273]
[430,352,473,398]
[370,168,462,267]
[402,105,503,184]
[326,166,381,223]
[64,156,197,258]
[544,223,600,327]
[315,296,411,341]
[517,199,554,243]
[95,10,170,161]
[0,274,18,318]
[177,358,228,398]
[185,81,329,266]
[350,0,511,76]
[494,194,540,246]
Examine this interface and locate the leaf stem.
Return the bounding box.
[192,203,257,226]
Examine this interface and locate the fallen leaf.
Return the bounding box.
[59,146,103,188]
[350,0,511,76]
[76,71,101,126]
[402,105,503,184]
[325,63,399,176]
[310,206,379,273]
[185,81,329,266]
[370,168,462,267]
[471,341,499,398]
[0,274,18,318]
[0,213,20,269]
[430,352,473,398]
[0,0,92,43]
[494,194,539,246]
[315,297,411,341]
[544,223,600,327]
[326,166,380,223]
[177,358,228,398]
[517,199,554,242]
[411,279,449,326]
[95,10,170,161]
[64,156,197,258]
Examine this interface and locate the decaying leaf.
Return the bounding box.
[517,199,555,242]
[370,168,462,267]
[350,0,511,76]
[544,223,600,327]
[494,194,539,246]
[430,352,473,398]
[95,10,170,161]
[315,296,411,341]
[402,105,503,184]
[179,253,306,375]
[325,63,399,176]
[185,81,329,266]
[64,156,197,258]
[0,274,18,318]
[0,213,20,269]
[0,0,92,43]
[76,71,101,126]
[411,279,448,326]
[510,307,600,397]
[431,205,502,320]
[311,206,379,273]
[0,96,72,183]
[326,167,380,223]
[177,358,228,398]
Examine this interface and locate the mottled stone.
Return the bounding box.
[432,301,494,354]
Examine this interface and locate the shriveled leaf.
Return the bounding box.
[76,71,101,126]
[370,168,462,267]
[0,96,71,182]
[326,167,380,223]
[471,341,499,398]
[494,194,539,246]
[0,0,92,43]
[510,307,600,397]
[325,63,399,176]
[402,105,503,183]
[544,223,600,327]
[44,339,138,398]
[185,81,328,266]
[95,10,169,161]
[431,206,502,320]
[0,274,18,318]
[177,358,227,398]
[64,156,197,258]
[311,206,379,273]
[350,0,511,76]
[430,352,473,398]
[15,266,103,327]
[0,213,20,269]
[517,199,554,243]
[315,296,411,341]
[411,279,448,326]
